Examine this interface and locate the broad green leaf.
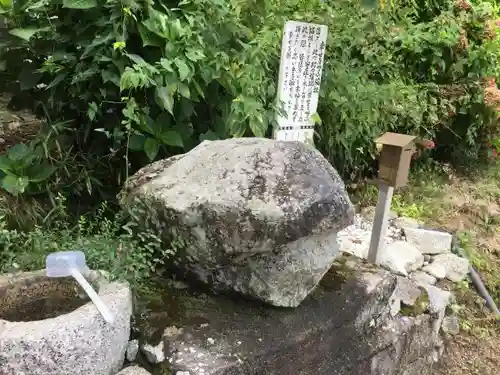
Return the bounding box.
[178,83,190,98]
[192,79,205,99]
[159,58,174,72]
[9,28,43,41]
[126,54,146,65]
[28,165,57,183]
[249,117,266,137]
[311,113,322,125]
[144,138,159,161]
[8,144,30,161]
[144,115,161,136]
[0,61,5,71]
[87,102,98,121]
[128,134,146,151]
[160,130,184,148]
[0,155,14,174]
[0,0,12,13]
[81,34,113,59]
[1,175,29,196]
[46,73,67,89]
[101,69,120,87]
[156,112,172,128]
[62,0,97,9]
[155,86,174,115]
[174,58,190,81]
[142,8,170,39]
[185,48,205,62]
[120,68,141,91]
[138,24,163,47]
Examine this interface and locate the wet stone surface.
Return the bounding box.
[0,276,90,322]
[136,256,444,375]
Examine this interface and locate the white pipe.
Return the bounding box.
[70,268,114,324]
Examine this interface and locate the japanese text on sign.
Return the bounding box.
[274,21,328,143]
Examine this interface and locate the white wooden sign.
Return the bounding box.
[274,21,328,144]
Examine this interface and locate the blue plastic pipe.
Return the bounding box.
[452,236,500,320]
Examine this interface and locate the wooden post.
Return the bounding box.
[368,132,417,264]
[367,182,394,264]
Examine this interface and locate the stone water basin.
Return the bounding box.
[0,270,132,375]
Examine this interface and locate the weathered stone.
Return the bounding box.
[441,316,460,335]
[378,241,425,276]
[432,253,470,282]
[141,341,165,364]
[126,339,139,362]
[337,215,379,259]
[403,228,452,254]
[0,270,132,375]
[409,271,437,287]
[116,366,152,375]
[423,262,447,279]
[424,285,452,336]
[389,276,423,316]
[120,138,355,307]
[148,266,445,375]
[393,216,421,230]
[357,314,438,375]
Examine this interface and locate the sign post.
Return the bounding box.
[367,132,416,264]
[274,21,328,145]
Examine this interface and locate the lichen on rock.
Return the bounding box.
[120,138,355,307]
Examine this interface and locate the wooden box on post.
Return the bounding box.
[375,132,416,188]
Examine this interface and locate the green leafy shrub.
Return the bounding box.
[0,0,500,189]
[0,143,56,195]
[0,195,175,289]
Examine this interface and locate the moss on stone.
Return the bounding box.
[317,255,356,292]
[400,287,430,317]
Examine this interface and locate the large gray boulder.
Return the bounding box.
[0,270,132,375]
[120,138,355,307]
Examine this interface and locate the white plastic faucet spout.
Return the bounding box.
[45,251,114,324]
[70,268,114,324]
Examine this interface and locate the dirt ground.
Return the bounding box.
[433,173,500,375]
[0,92,41,153]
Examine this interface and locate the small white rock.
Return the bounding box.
[176,372,190,375]
[403,228,452,254]
[425,285,452,335]
[432,253,470,282]
[423,262,447,279]
[425,285,452,315]
[116,366,152,375]
[207,338,215,345]
[409,271,437,287]
[378,240,425,276]
[126,339,139,362]
[441,316,460,335]
[141,342,165,364]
